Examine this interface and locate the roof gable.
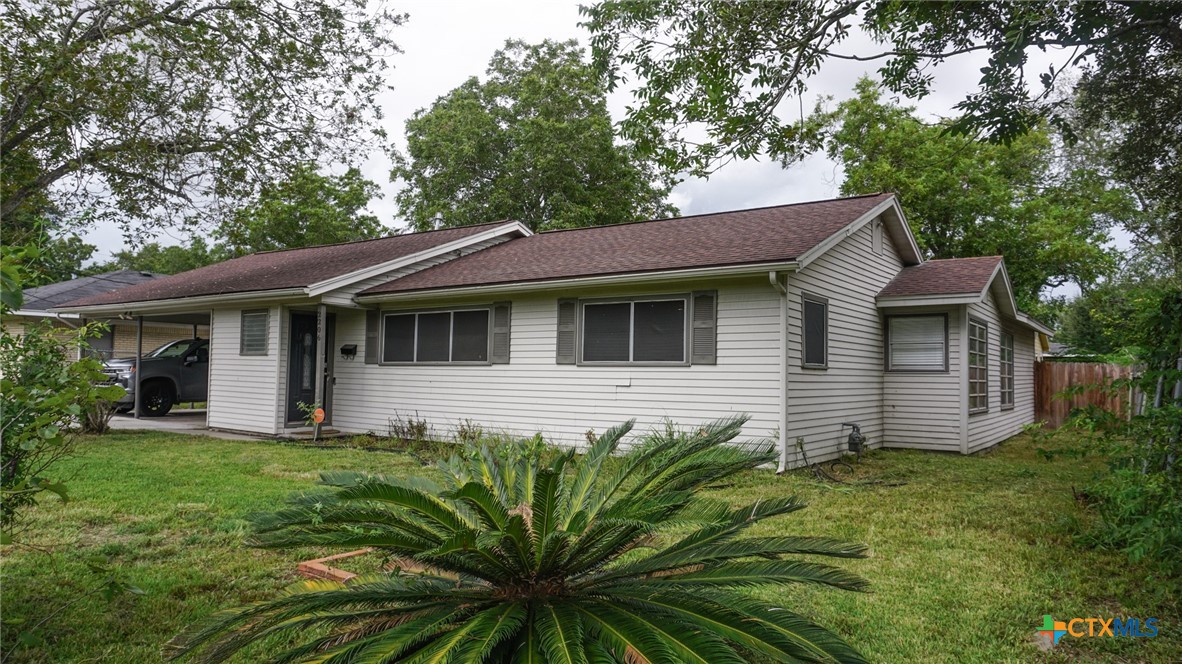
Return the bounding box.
[361,194,899,297]
[58,222,527,309]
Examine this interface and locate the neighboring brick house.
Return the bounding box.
[57,194,1052,467]
[5,270,209,359]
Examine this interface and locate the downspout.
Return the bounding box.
[769,271,790,473]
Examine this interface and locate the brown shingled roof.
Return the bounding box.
[877,256,1003,298]
[61,223,508,308]
[361,194,895,296]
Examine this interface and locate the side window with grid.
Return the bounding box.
[968,319,988,413]
[1000,332,1014,409]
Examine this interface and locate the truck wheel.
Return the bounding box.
[140,381,174,417]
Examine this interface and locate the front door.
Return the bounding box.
[286,312,335,424]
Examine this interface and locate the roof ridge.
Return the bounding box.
[250,220,514,256]
[535,192,894,236]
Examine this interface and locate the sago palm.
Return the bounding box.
[168,416,869,663]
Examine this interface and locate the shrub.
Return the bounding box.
[167,417,870,662]
[0,319,125,541]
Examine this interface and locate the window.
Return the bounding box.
[381,309,490,363]
[580,297,687,364]
[886,315,947,371]
[1000,332,1014,409]
[968,318,988,413]
[240,310,269,355]
[802,294,827,368]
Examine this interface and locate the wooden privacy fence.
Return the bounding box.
[1035,361,1133,428]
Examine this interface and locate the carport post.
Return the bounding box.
[133,315,143,419]
[192,323,198,339]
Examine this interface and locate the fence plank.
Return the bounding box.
[1035,361,1131,428]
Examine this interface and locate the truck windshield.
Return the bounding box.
[146,340,198,358]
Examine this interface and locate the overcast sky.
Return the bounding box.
[81,0,1087,268]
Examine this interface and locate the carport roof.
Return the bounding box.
[59,223,510,308]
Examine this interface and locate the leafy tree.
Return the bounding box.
[218,164,384,254]
[1,0,404,236]
[87,237,226,276]
[1057,274,1175,356]
[824,80,1125,312]
[583,1,1181,176]
[168,417,869,662]
[392,40,676,232]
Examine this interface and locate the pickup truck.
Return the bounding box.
[100,338,210,416]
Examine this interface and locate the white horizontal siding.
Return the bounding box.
[785,218,901,464]
[329,278,782,449]
[966,290,1037,452]
[207,306,283,435]
[881,306,962,451]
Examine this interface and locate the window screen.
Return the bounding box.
[240,310,269,355]
[802,296,827,367]
[452,310,490,362]
[583,302,631,362]
[887,316,946,371]
[415,313,452,362]
[382,310,490,363]
[1000,332,1014,408]
[382,314,415,363]
[582,297,687,364]
[968,319,989,412]
[633,300,685,362]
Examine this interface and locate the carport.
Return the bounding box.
[118,311,212,419]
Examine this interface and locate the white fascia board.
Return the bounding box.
[794,196,922,270]
[876,294,980,308]
[978,260,1019,317]
[1017,313,1055,336]
[355,261,800,304]
[305,221,531,297]
[50,288,308,316]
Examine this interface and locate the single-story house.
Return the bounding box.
[56,193,1052,470]
[6,269,209,359]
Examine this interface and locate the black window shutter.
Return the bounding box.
[365,309,380,364]
[491,301,511,364]
[556,298,578,364]
[691,290,717,365]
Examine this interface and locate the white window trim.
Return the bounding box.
[885,314,948,372]
[968,318,989,414]
[1000,331,1015,410]
[801,293,828,370]
[379,306,493,365]
[577,294,691,366]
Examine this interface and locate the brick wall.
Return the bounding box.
[110,323,209,357]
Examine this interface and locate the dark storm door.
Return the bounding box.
[286,312,336,424]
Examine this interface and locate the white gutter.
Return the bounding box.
[11,309,82,320]
[51,288,307,316]
[769,271,791,473]
[356,261,801,303]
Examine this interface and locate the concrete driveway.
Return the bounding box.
[108,409,262,440]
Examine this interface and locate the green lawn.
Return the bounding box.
[1,430,1178,662]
